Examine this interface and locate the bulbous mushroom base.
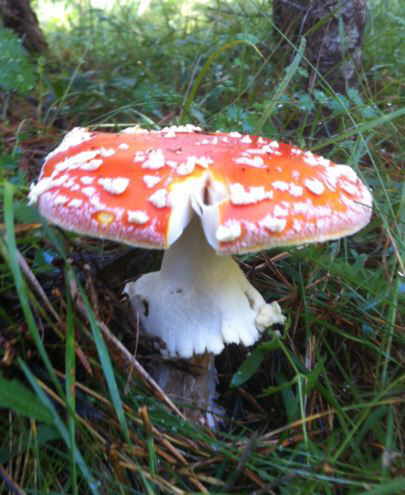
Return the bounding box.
[124,219,285,426]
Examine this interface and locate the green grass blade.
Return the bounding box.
[258,37,306,131]
[312,106,405,151]
[69,269,130,442]
[180,39,263,122]
[380,179,404,386]
[19,359,100,495]
[0,374,53,424]
[65,286,78,495]
[358,478,405,495]
[2,181,62,397]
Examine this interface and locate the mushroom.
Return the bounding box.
[29,125,373,427]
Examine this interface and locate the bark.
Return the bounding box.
[0,0,48,54]
[273,0,368,92]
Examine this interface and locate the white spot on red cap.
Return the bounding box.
[304,178,325,195]
[260,142,281,155]
[142,149,165,169]
[318,156,331,167]
[293,201,318,215]
[272,181,290,192]
[260,215,287,233]
[289,184,304,197]
[291,147,302,155]
[216,221,242,242]
[80,159,103,171]
[80,176,94,185]
[340,181,359,196]
[293,219,302,232]
[229,131,242,138]
[274,205,289,217]
[54,151,102,173]
[98,177,130,195]
[148,188,168,208]
[245,148,266,155]
[241,135,252,144]
[312,205,332,217]
[90,195,106,209]
[143,175,161,188]
[82,186,96,197]
[159,124,202,134]
[337,165,358,182]
[325,164,359,189]
[98,148,116,157]
[134,151,146,162]
[162,129,176,138]
[177,156,197,176]
[128,210,149,224]
[234,156,265,168]
[68,198,83,208]
[196,156,213,168]
[230,183,273,205]
[122,126,149,134]
[46,127,93,160]
[28,177,55,204]
[65,178,75,189]
[52,174,69,186]
[303,151,319,166]
[54,194,69,205]
[118,143,129,150]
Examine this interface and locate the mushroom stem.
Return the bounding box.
[148,352,220,428]
[125,218,285,425]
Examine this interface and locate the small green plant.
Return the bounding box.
[0,27,37,94]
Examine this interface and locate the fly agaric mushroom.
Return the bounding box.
[29,125,372,426]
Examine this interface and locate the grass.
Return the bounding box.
[0,0,404,493]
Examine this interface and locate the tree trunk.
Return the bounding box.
[0,0,48,54]
[273,0,367,92]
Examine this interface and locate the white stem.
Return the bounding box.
[125,218,285,358]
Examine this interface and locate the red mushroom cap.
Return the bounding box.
[29,126,372,252]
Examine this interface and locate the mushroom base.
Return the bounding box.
[148,352,222,428]
[124,218,285,425]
